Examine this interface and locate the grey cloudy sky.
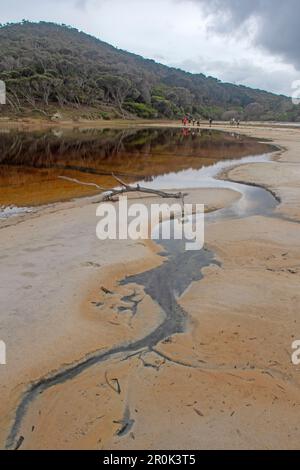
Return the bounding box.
[0,0,299,96]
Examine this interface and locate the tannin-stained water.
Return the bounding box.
[0,126,274,214]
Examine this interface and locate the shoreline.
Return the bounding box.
[0,117,300,131]
[1,124,300,449]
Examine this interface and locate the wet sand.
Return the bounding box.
[0,186,238,448]
[1,124,300,449]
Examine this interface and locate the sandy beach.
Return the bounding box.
[1,123,300,450]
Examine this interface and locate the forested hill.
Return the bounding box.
[0,21,299,121]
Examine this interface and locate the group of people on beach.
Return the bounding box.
[182,116,201,127]
[182,116,214,127]
[182,115,241,128]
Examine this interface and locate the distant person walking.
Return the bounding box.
[209,118,213,127]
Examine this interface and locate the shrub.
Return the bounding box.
[124,101,158,118]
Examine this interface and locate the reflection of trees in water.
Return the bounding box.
[0,128,138,167]
[0,128,271,174]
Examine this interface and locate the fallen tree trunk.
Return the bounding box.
[58,174,188,202]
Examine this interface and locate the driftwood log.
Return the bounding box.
[58,174,188,202]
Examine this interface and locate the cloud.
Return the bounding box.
[175,56,298,96]
[190,0,300,70]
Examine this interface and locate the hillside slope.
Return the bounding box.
[0,21,299,121]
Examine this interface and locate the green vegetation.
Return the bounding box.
[124,101,158,119]
[0,21,299,121]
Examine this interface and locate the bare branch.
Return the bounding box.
[58,176,108,191]
[58,173,188,202]
[102,186,188,202]
[112,173,130,188]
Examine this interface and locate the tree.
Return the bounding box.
[97,75,133,115]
